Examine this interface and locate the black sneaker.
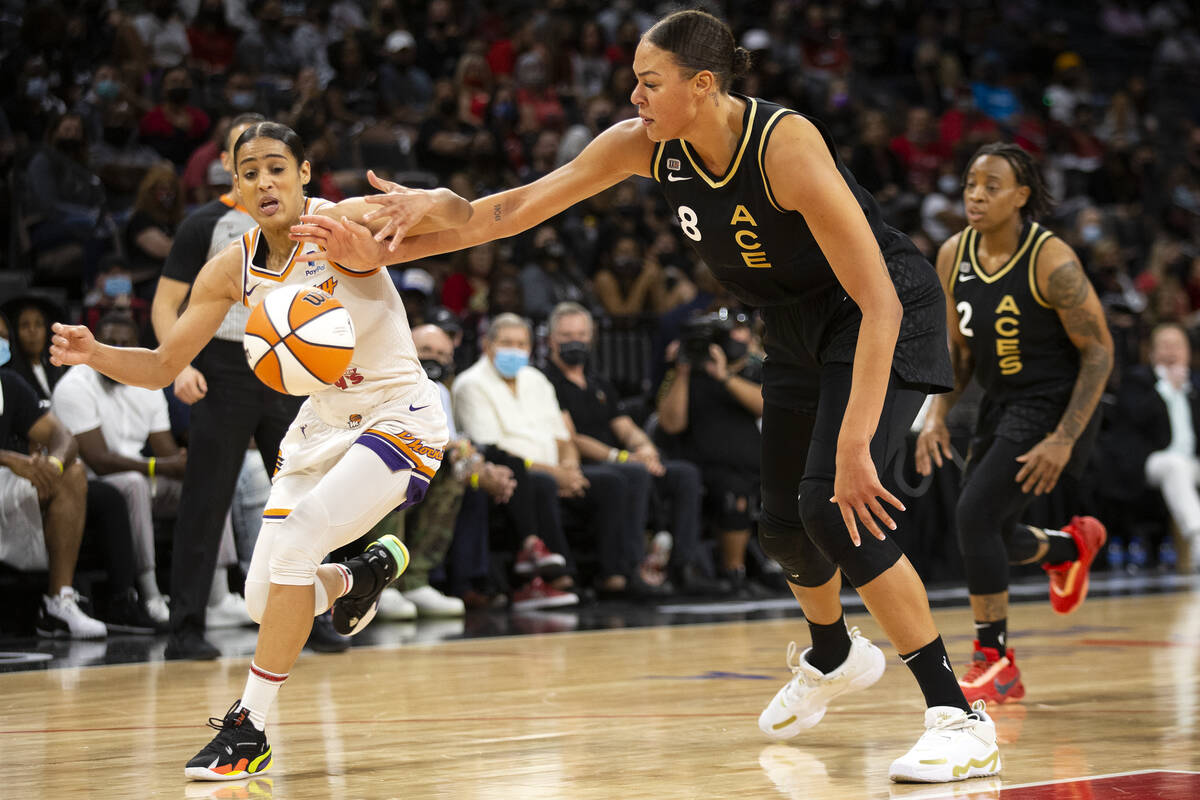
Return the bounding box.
[331,534,409,635]
[105,588,162,635]
[184,701,272,781]
[306,610,350,653]
[166,629,221,661]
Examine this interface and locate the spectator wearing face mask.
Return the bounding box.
[138,66,211,167]
[23,112,114,280]
[921,162,968,245]
[518,225,593,321]
[83,254,149,332]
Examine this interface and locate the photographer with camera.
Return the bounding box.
[657,310,770,596]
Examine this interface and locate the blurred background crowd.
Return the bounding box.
[2,0,1200,644]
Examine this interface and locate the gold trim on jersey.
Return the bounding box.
[950,230,971,294]
[651,141,665,183]
[967,222,1040,284]
[244,197,319,283]
[329,260,381,277]
[757,108,792,213]
[679,98,758,189]
[1027,228,1057,308]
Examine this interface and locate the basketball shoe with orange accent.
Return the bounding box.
[1044,515,1107,615]
[185,701,272,781]
[331,534,409,635]
[958,641,1024,705]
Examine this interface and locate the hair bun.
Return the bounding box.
[732,46,752,78]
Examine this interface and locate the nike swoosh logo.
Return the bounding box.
[667,173,692,182]
[958,274,976,282]
[245,283,260,297]
[993,675,1020,694]
[409,404,429,412]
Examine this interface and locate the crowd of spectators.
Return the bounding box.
[2,0,1200,640]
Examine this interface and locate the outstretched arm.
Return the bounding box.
[1016,237,1113,495]
[290,120,654,269]
[50,248,241,389]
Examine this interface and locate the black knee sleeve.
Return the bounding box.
[757,518,837,587]
[954,498,1011,595]
[797,478,903,587]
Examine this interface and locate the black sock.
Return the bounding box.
[899,635,970,713]
[805,614,852,674]
[1008,525,1079,565]
[345,556,380,597]
[974,619,1007,652]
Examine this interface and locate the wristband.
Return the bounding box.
[47,455,64,475]
[469,472,480,489]
[617,450,630,463]
[607,447,619,463]
[147,457,156,478]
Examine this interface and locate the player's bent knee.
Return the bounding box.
[758,521,835,587]
[797,478,902,588]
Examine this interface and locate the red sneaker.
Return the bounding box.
[958,641,1025,705]
[513,536,567,577]
[1044,515,1107,615]
[511,578,578,611]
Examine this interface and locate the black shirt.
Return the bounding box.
[163,193,254,284]
[543,360,620,450]
[1,369,44,452]
[663,366,762,473]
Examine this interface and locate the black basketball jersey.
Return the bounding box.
[651,95,954,394]
[950,222,1078,403]
[651,95,900,307]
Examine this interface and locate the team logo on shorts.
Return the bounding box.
[666,157,681,171]
[348,413,363,429]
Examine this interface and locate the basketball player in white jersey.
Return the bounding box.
[49,121,472,781]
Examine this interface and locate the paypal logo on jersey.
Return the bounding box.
[305,265,326,276]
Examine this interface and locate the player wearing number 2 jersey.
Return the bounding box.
[291,9,1001,785]
[916,143,1112,707]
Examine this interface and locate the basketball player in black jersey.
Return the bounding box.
[916,143,1112,705]
[291,10,1001,784]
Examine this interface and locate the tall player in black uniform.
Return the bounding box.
[152,113,305,660]
[916,143,1111,704]
[291,10,1001,784]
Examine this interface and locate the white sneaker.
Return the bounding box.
[888,700,1001,783]
[206,593,253,628]
[144,595,170,626]
[758,627,886,739]
[402,585,465,617]
[36,587,107,640]
[376,587,418,621]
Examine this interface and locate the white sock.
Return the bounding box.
[240,662,288,730]
[332,563,352,599]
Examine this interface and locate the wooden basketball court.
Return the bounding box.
[2,589,1198,799]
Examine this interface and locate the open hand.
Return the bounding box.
[1014,432,1073,495]
[362,170,437,253]
[290,214,385,270]
[831,441,904,546]
[914,419,953,476]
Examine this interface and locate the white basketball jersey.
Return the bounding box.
[239,197,428,429]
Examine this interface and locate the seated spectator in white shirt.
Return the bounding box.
[0,330,104,638]
[50,313,187,625]
[1113,322,1200,565]
[452,313,647,598]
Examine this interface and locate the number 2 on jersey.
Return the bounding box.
[956,301,974,338]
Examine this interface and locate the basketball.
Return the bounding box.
[243,284,355,395]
